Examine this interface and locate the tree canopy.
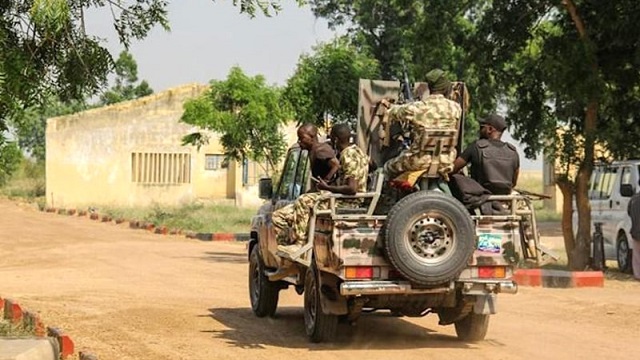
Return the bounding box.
[181,66,290,171]
[0,0,295,177]
[283,38,380,126]
[100,51,153,105]
[469,0,640,268]
[307,0,497,142]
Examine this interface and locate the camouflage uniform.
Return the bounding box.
[384,94,461,178]
[273,144,369,245]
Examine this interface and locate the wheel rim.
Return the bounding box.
[405,211,457,265]
[618,238,630,270]
[304,272,317,331]
[249,254,260,306]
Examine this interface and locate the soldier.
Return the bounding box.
[270,124,369,280]
[271,123,339,248]
[379,68,462,179]
[627,185,640,280]
[451,114,520,195]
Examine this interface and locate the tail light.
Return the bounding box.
[478,266,506,279]
[345,266,380,279]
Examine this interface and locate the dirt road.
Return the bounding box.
[1,199,639,360]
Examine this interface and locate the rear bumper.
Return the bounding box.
[340,281,453,296]
[339,279,517,296]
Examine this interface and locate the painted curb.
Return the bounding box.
[513,269,604,288]
[41,207,250,243]
[1,295,98,359]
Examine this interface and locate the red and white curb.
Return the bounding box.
[1,296,98,359]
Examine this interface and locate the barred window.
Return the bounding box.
[205,154,226,170]
[131,152,191,184]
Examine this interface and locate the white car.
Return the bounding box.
[573,160,639,272]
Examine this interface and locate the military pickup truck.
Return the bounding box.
[247,79,544,343]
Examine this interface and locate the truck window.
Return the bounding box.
[620,166,633,194]
[275,149,301,200]
[589,168,603,199]
[292,150,309,198]
[597,166,617,199]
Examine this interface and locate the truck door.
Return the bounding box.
[595,165,618,258]
[609,165,638,257]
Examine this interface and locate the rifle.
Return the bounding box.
[514,188,552,200]
[400,62,414,103]
[378,63,414,158]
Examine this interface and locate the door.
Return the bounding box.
[593,165,618,259]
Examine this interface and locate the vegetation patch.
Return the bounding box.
[101,203,258,234]
[0,319,34,337]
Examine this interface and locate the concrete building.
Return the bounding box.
[46,83,296,209]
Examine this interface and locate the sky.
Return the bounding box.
[84,0,542,171]
[85,0,335,89]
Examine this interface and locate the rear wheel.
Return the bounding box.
[304,266,338,343]
[249,245,279,317]
[385,191,475,286]
[617,233,633,274]
[454,313,490,342]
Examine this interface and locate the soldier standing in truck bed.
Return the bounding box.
[379,69,462,179]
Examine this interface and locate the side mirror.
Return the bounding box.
[620,183,635,197]
[258,178,273,199]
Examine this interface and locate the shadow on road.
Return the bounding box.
[202,306,479,350]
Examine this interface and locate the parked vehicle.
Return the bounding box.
[573,160,640,273]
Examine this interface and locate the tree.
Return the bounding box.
[100,51,153,105]
[8,97,86,162]
[0,138,21,186]
[181,66,289,172]
[283,38,380,126]
[470,0,640,269]
[307,0,496,143]
[0,0,300,182]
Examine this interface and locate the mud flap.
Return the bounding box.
[318,272,348,315]
[473,294,497,315]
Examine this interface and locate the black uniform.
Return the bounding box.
[459,139,519,195]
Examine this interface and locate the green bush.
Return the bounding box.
[0,158,45,199]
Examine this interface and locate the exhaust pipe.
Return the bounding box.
[498,281,518,294]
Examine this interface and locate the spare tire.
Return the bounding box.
[384,190,475,286]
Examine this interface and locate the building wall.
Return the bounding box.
[46,83,302,209]
[46,83,231,208]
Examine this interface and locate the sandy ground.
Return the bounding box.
[1,199,639,360]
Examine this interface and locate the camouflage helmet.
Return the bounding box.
[425,69,451,93]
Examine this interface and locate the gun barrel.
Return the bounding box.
[402,62,413,102]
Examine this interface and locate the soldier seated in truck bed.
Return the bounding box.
[269,124,369,280]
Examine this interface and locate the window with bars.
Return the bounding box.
[131,152,191,184]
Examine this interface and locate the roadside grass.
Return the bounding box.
[0,319,34,337]
[100,203,259,233]
[0,159,46,210]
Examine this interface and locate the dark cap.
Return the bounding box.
[479,114,507,132]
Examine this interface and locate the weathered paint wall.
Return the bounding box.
[46,83,230,208]
[46,82,303,209]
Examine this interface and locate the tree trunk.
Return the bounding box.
[562,0,599,270]
[570,100,598,270]
[557,179,576,267]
